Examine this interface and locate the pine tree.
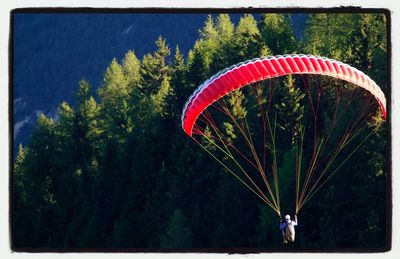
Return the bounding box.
[197,15,219,67]
[20,114,58,246]
[63,80,102,247]
[304,13,357,60]
[98,60,132,142]
[122,50,141,88]
[259,14,297,54]
[255,205,280,247]
[160,209,192,248]
[140,36,171,95]
[210,14,236,72]
[186,15,220,80]
[350,14,387,87]
[138,36,173,121]
[13,144,29,247]
[232,14,271,62]
[166,46,187,119]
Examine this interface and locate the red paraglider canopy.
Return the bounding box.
[181,54,386,136]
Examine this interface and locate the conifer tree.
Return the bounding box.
[350,14,387,87]
[232,14,271,62]
[304,13,357,60]
[259,14,297,54]
[122,50,141,88]
[166,46,187,119]
[160,209,192,248]
[210,14,236,72]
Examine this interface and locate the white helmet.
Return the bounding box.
[285,215,291,220]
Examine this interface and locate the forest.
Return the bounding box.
[12,13,388,251]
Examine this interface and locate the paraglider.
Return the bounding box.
[280,214,298,243]
[181,54,386,241]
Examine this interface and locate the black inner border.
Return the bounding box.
[8,6,392,253]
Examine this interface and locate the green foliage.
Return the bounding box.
[196,15,219,67]
[98,60,132,142]
[216,14,235,41]
[160,209,192,248]
[351,14,387,88]
[304,14,357,60]
[140,36,171,97]
[256,205,281,247]
[224,122,237,142]
[232,14,271,61]
[166,46,187,118]
[12,13,387,250]
[276,75,305,147]
[122,50,141,88]
[151,76,172,116]
[259,14,297,54]
[228,89,247,119]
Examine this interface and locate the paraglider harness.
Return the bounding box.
[280,215,298,243]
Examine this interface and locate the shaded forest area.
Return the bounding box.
[12,13,388,250]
